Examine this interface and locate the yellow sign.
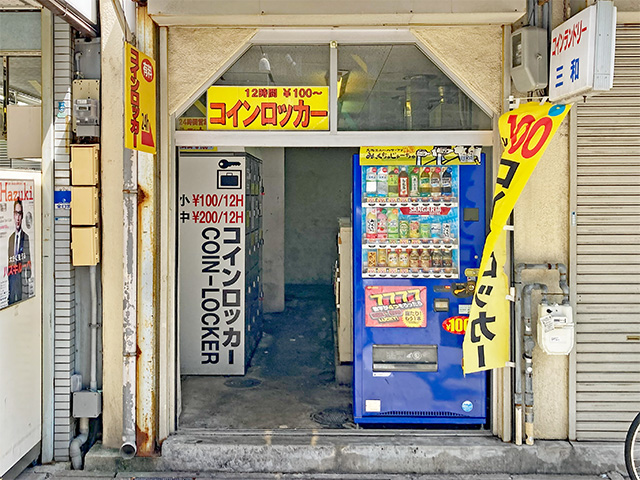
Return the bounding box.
[125,43,156,154]
[463,102,571,373]
[360,146,482,165]
[207,86,329,131]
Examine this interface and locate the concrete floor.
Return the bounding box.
[179,285,353,430]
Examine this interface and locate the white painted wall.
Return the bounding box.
[0,170,41,477]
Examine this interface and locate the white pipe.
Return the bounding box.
[89,265,98,391]
[70,417,89,469]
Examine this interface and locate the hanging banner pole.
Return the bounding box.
[463,102,571,374]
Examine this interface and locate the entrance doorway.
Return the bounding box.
[179,147,356,430]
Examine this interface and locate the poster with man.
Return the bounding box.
[0,180,35,308]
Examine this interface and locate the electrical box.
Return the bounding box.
[73,390,102,418]
[537,303,574,355]
[511,26,548,92]
[72,227,100,266]
[72,79,100,138]
[71,144,99,185]
[71,187,99,225]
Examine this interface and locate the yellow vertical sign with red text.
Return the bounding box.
[125,43,156,154]
[463,102,571,374]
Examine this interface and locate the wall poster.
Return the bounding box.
[0,179,35,309]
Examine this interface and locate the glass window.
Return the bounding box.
[178,45,329,130]
[337,45,491,131]
[8,57,42,105]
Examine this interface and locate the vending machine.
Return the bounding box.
[353,147,488,425]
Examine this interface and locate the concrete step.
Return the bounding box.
[160,429,626,475]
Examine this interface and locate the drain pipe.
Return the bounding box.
[69,417,89,469]
[523,282,548,446]
[121,149,138,459]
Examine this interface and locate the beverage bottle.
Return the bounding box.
[419,249,431,270]
[441,166,452,196]
[366,208,377,241]
[387,208,399,240]
[419,221,431,239]
[399,219,410,239]
[398,249,409,267]
[398,166,409,197]
[409,249,420,268]
[442,250,453,268]
[388,249,399,267]
[409,220,420,238]
[419,167,431,197]
[388,167,399,197]
[409,167,420,197]
[377,208,388,241]
[377,248,388,267]
[431,249,442,268]
[431,167,441,199]
[366,167,377,197]
[377,166,388,197]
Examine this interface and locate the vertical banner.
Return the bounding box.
[463,102,571,373]
[0,180,36,309]
[124,43,156,154]
[178,155,246,375]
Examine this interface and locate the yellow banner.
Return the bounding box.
[463,102,571,373]
[207,86,329,131]
[124,43,156,154]
[360,146,481,165]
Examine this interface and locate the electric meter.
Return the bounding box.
[537,303,574,355]
[511,26,548,92]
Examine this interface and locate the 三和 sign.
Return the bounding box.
[549,2,616,103]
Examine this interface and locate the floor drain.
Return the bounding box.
[311,407,351,428]
[224,378,262,389]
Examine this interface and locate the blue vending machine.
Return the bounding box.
[353,148,488,425]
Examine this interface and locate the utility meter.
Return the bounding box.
[511,26,548,92]
[537,303,574,355]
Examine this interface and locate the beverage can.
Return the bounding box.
[377,248,388,267]
[387,249,399,267]
[442,222,451,239]
[420,222,431,239]
[398,250,409,267]
[366,208,377,241]
[409,220,420,238]
[430,222,441,238]
[367,250,378,267]
[399,220,410,239]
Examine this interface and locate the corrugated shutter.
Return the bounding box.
[573,25,640,441]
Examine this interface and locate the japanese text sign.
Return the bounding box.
[549,3,616,102]
[207,86,329,131]
[365,285,426,328]
[125,43,156,154]
[178,155,246,374]
[463,102,571,373]
[360,146,481,166]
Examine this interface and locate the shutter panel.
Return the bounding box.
[573,25,640,441]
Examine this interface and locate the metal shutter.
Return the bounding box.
[572,25,640,441]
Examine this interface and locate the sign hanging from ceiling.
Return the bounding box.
[207,86,329,131]
[124,43,157,154]
[549,1,616,103]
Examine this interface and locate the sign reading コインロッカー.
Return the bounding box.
[125,43,156,154]
[0,180,35,309]
[178,156,246,375]
[207,86,328,130]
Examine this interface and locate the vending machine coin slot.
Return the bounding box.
[372,344,438,372]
